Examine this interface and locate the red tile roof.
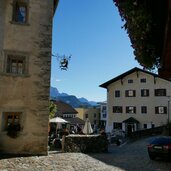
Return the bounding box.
[54,100,78,117]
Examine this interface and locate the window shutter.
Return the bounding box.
[126,107,129,113]
[133,90,136,97]
[164,107,167,114]
[147,90,149,96]
[155,107,158,114]
[125,90,128,97]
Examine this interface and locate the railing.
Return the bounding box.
[128,125,167,140]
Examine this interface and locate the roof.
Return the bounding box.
[123,117,139,124]
[53,0,59,14]
[54,100,78,117]
[99,67,171,88]
[64,117,85,126]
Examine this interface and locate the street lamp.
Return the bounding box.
[167,96,170,135]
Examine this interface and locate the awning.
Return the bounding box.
[123,117,139,124]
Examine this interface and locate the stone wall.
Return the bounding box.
[63,135,108,153]
[0,0,54,155]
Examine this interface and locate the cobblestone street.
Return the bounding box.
[0,136,171,171]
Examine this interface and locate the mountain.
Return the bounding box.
[50,86,99,107]
[55,95,83,108]
[50,87,60,97]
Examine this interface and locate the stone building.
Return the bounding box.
[0,0,58,155]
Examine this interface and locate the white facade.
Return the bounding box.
[99,102,110,132]
[100,68,171,134]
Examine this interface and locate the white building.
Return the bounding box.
[100,67,171,135]
[98,102,110,132]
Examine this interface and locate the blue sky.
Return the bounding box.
[51,0,140,102]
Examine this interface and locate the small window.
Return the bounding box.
[144,124,147,129]
[94,113,96,118]
[12,0,28,24]
[6,54,26,75]
[113,122,122,129]
[102,106,106,112]
[4,112,21,130]
[125,90,136,97]
[141,89,149,97]
[141,106,147,114]
[85,113,88,118]
[128,79,133,83]
[140,78,146,83]
[102,114,106,118]
[113,106,122,113]
[126,106,136,114]
[155,89,166,96]
[115,90,120,97]
[155,106,167,114]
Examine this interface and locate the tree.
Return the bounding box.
[49,101,57,119]
[113,0,167,70]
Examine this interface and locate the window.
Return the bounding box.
[94,113,96,118]
[140,78,146,83]
[125,90,136,97]
[102,106,106,112]
[155,106,167,114]
[6,55,25,74]
[113,122,122,129]
[141,89,149,97]
[115,90,120,97]
[102,114,106,118]
[126,106,136,114]
[4,51,29,76]
[113,106,122,113]
[155,89,166,96]
[128,79,133,83]
[4,112,21,130]
[144,124,147,129]
[85,113,88,118]
[141,106,147,114]
[12,0,29,24]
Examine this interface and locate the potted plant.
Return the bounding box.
[7,123,22,138]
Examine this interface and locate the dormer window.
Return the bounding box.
[140,78,146,83]
[12,0,29,24]
[128,79,133,83]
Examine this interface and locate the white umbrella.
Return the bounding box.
[49,117,68,137]
[83,118,93,134]
[50,117,68,123]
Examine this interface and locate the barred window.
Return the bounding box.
[6,55,26,75]
[4,112,21,130]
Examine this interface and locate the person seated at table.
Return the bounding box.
[100,128,107,138]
